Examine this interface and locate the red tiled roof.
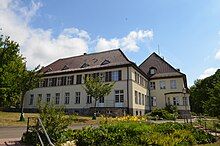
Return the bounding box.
[42,49,132,74]
[139,52,183,77]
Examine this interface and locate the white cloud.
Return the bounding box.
[215,49,220,60]
[96,30,153,52]
[199,67,218,79]
[0,0,88,68]
[0,0,153,69]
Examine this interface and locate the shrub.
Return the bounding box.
[150,108,176,120]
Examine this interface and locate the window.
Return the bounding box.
[149,68,156,75]
[136,111,138,116]
[66,76,71,85]
[61,76,67,86]
[92,73,99,79]
[150,82,156,90]
[135,72,138,82]
[38,94,42,102]
[43,78,48,87]
[55,93,60,104]
[139,92,141,105]
[52,78,57,86]
[170,80,177,89]
[75,92,80,104]
[57,77,62,86]
[87,95,92,104]
[145,95,148,105]
[46,94,51,103]
[105,71,112,82]
[142,94,145,105]
[101,59,110,65]
[183,97,188,106]
[48,78,52,86]
[135,91,138,104]
[76,75,82,84]
[159,81,166,89]
[173,97,179,105]
[140,76,144,86]
[112,70,121,81]
[99,96,104,103]
[38,81,43,88]
[65,92,70,104]
[29,94,34,105]
[115,90,124,103]
[151,97,157,106]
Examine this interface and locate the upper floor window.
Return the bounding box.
[115,90,124,103]
[150,82,156,90]
[29,94,34,105]
[135,72,138,82]
[170,80,177,89]
[105,71,112,82]
[61,76,67,86]
[159,81,166,89]
[135,91,138,104]
[52,78,57,86]
[112,70,122,81]
[75,92,80,104]
[43,79,48,87]
[57,77,62,86]
[66,76,74,85]
[76,75,82,84]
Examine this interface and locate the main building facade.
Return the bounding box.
[24,49,190,116]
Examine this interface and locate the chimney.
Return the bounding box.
[176,68,180,71]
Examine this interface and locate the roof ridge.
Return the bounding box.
[60,48,121,60]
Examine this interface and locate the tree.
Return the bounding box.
[190,69,220,116]
[0,35,25,107]
[83,76,114,108]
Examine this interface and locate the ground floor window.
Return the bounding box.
[99,96,104,103]
[183,97,188,106]
[87,95,92,104]
[46,94,51,103]
[65,92,70,104]
[173,97,179,105]
[151,96,157,106]
[38,94,42,102]
[136,111,138,116]
[75,92,80,104]
[29,94,34,105]
[115,90,124,103]
[135,91,138,104]
[55,93,60,104]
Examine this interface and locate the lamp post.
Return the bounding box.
[182,87,188,123]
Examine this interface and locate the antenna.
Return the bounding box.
[157,44,160,55]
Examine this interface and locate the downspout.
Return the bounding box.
[127,66,129,115]
[148,81,152,112]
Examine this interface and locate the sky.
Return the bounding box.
[0,0,220,86]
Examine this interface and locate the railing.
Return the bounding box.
[27,117,55,146]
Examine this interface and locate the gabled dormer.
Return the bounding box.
[81,63,90,68]
[62,64,69,70]
[101,59,110,65]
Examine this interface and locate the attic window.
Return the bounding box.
[93,58,98,63]
[62,65,69,70]
[81,63,90,68]
[46,67,52,72]
[149,67,157,75]
[101,59,110,65]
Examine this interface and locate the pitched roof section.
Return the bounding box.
[139,52,183,78]
[41,49,132,74]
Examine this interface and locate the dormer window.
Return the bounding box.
[46,67,52,72]
[62,65,69,70]
[101,59,110,65]
[81,63,89,68]
[149,67,157,75]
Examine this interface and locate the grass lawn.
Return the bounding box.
[0,111,38,126]
[0,111,101,127]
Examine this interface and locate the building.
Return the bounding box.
[23,49,190,116]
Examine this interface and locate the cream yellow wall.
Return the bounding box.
[24,67,129,109]
[149,77,190,110]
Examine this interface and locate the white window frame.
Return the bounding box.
[46,94,51,103]
[159,81,166,89]
[75,92,80,104]
[150,82,156,90]
[115,90,124,103]
[65,92,70,104]
[173,97,180,105]
[55,93,60,104]
[29,94,34,105]
[170,80,177,89]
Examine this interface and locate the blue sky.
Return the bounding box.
[1,0,220,86]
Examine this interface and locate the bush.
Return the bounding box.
[22,103,76,145]
[73,122,216,146]
[150,108,176,120]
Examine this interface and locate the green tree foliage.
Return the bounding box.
[190,69,220,116]
[0,34,42,108]
[0,35,25,107]
[83,76,114,107]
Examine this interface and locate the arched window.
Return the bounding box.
[149,67,157,75]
